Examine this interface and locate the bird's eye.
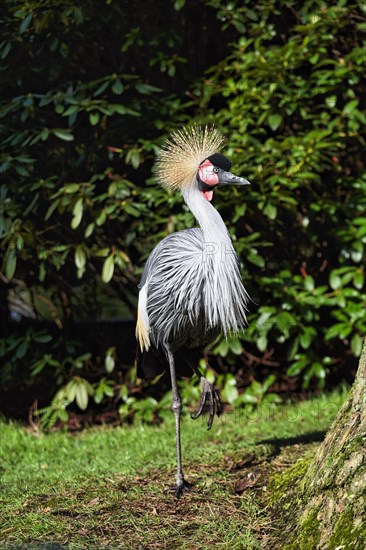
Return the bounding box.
[213,167,219,173]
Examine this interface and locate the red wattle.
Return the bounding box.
[202,190,213,202]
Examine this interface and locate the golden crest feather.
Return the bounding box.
[155,125,225,190]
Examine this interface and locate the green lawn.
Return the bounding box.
[0,390,347,549]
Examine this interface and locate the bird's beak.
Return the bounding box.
[218,170,250,187]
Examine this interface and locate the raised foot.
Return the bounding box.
[167,479,192,498]
[191,376,223,430]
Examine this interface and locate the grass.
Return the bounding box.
[0,389,347,549]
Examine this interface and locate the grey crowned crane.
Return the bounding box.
[136,126,250,497]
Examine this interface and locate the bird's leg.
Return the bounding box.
[191,366,223,430]
[166,347,191,498]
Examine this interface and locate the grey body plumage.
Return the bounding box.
[140,200,248,351]
[136,126,250,497]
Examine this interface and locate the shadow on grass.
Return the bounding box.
[258,430,327,458]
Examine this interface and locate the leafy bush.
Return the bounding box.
[1,0,365,425]
[194,0,365,389]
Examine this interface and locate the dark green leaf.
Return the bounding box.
[5,249,17,279]
[53,129,74,141]
[268,113,282,131]
[71,198,83,229]
[20,14,32,33]
[102,255,114,283]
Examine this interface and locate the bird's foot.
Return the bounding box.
[167,479,192,498]
[175,479,191,498]
[191,376,223,430]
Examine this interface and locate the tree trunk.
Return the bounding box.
[287,340,366,548]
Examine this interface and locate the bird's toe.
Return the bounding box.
[191,377,223,429]
[168,479,192,498]
[190,390,207,420]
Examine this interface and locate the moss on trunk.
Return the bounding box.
[270,340,366,549]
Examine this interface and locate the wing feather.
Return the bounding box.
[135,284,151,352]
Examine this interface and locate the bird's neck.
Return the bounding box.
[181,183,248,335]
[182,185,232,248]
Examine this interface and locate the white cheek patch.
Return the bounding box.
[199,160,219,186]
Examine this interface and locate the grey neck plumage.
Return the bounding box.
[181,183,248,334]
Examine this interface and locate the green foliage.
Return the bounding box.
[0,328,52,384]
[1,0,199,320]
[1,0,365,423]
[0,0,208,421]
[194,0,366,388]
[38,373,95,426]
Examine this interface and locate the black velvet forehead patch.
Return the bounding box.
[207,153,232,172]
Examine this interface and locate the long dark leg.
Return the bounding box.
[166,346,190,497]
[191,365,223,430]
